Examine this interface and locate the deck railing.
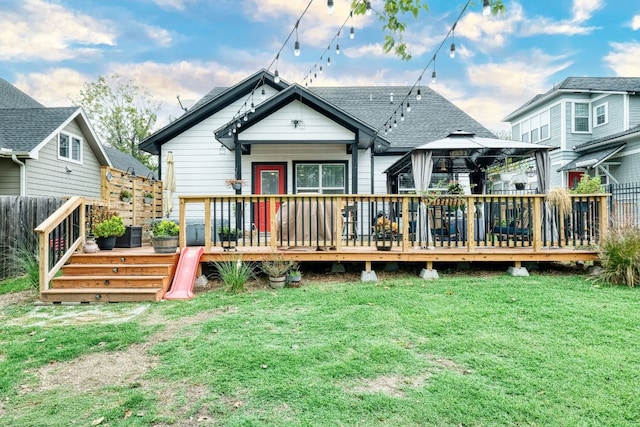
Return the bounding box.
[178,193,609,252]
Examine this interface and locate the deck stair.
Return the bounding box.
[41,251,179,303]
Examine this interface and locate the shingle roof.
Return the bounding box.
[506,77,640,121]
[0,107,79,152]
[102,145,156,179]
[0,77,44,109]
[309,86,494,151]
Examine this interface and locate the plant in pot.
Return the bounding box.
[150,219,180,253]
[261,252,295,289]
[143,191,154,204]
[218,225,240,242]
[571,174,604,215]
[372,213,398,251]
[225,178,246,191]
[93,212,125,250]
[120,189,132,202]
[286,262,302,287]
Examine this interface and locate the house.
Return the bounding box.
[504,77,640,189]
[139,69,495,221]
[0,77,112,197]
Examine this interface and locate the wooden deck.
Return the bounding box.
[34,194,606,303]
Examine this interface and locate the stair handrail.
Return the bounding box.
[34,196,88,294]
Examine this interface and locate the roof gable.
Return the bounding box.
[214,84,390,152]
[139,69,289,155]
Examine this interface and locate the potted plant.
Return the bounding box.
[225,178,246,191]
[571,174,604,194]
[93,212,126,250]
[217,225,240,242]
[372,213,398,251]
[120,189,132,202]
[143,191,154,204]
[150,219,180,253]
[261,252,295,288]
[286,263,302,287]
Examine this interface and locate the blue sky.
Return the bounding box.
[1,0,638,133]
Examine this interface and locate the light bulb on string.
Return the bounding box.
[244,114,248,122]
[261,87,266,101]
[336,30,340,54]
[294,20,300,56]
[416,78,422,100]
[274,53,280,83]
[400,106,405,121]
[327,56,331,66]
[450,23,456,59]
[431,55,437,84]
[319,64,323,73]
[406,102,411,112]
[366,1,372,16]
[350,11,355,39]
[327,0,334,15]
[483,0,491,17]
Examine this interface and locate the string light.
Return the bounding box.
[365,1,372,16]
[431,55,437,84]
[274,53,280,83]
[483,0,491,16]
[406,102,411,112]
[336,31,340,55]
[450,23,456,59]
[327,0,334,15]
[350,11,355,39]
[416,78,422,101]
[294,20,300,56]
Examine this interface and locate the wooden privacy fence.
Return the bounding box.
[100,166,163,238]
[0,196,65,280]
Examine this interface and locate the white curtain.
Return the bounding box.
[411,151,433,247]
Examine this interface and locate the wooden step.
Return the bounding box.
[51,275,171,290]
[61,264,174,276]
[70,253,179,265]
[40,288,164,303]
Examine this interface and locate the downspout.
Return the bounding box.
[351,141,358,194]
[11,154,26,196]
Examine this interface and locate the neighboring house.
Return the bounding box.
[0,77,112,197]
[139,69,495,220]
[102,146,157,180]
[504,77,640,189]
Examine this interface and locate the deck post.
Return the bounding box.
[204,197,212,252]
[466,196,476,252]
[532,196,542,252]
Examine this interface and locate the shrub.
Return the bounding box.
[93,214,125,238]
[212,257,256,293]
[260,252,295,278]
[593,227,640,287]
[572,174,604,194]
[150,219,179,237]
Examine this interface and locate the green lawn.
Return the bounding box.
[1,270,639,426]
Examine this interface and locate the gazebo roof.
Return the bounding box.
[385,131,550,176]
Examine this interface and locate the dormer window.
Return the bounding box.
[58,132,82,162]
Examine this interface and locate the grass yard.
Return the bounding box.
[0,268,639,426]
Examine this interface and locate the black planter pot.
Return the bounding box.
[96,236,117,251]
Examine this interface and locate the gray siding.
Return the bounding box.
[565,102,591,149]
[610,144,640,184]
[0,158,20,195]
[511,123,520,141]
[25,119,102,197]
[548,104,562,149]
[592,94,624,139]
[629,95,640,128]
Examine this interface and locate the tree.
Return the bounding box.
[352,0,505,60]
[73,74,160,170]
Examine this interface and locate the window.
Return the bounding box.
[398,173,415,193]
[58,132,82,162]
[573,102,590,132]
[517,109,550,142]
[295,162,346,194]
[594,103,608,127]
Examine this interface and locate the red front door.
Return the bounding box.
[253,164,286,232]
[568,171,584,190]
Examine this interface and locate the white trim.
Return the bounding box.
[624,94,630,130]
[57,131,83,164]
[593,102,608,128]
[560,100,567,150]
[571,101,591,133]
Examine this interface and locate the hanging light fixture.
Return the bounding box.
[366,1,372,16]
[274,53,280,83]
[416,77,422,100]
[431,55,437,84]
[327,0,334,14]
[439,158,447,172]
[449,23,456,59]
[406,102,411,112]
[294,21,300,56]
[483,0,491,16]
[350,11,355,39]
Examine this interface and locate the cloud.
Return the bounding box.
[150,0,197,11]
[603,42,640,76]
[630,15,640,31]
[13,68,89,107]
[0,0,116,61]
[143,25,173,47]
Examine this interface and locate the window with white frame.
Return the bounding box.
[594,103,608,127]
[295,162,346,194]
[58,133,82,162]
[518,109,550,142]
[573,102,590,132]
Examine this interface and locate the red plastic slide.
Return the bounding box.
[164,247,204,300]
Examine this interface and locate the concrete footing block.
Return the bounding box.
[419,269,439,280]
[507,266,529,277]
[361,270,378,282]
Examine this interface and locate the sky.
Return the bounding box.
[1,0,638,134]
